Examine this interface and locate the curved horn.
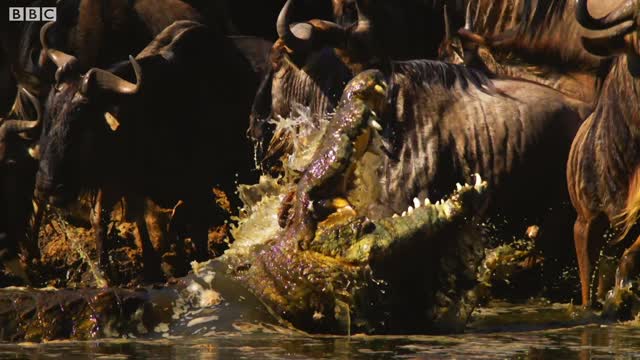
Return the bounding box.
[277,0,294,39]
[0,88,42,135]
[444,5,451,40]
[581,20,636,56]
[576,0,638,30]
[276,0,317,52]
[354,0,371,33]
[39,22,53,57]
[81,55,142,96]
[0,120,41,133]
[40,22,78,72]
[465,2,472,30]
[19,88,42,126]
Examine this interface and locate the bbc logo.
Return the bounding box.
[9,7,57,21]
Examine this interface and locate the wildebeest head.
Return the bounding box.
[35,23,142,205]
[0,88,42,165]
[248,0,383,168]
[576,0,640,67]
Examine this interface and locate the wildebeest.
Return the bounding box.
[214,0,338,39]
[33,20,271,280]
[567,0,640,307]
[2,0,206,106]
[437,0,614,108]
[0,0,216,275]
[250,0,590,167]
[0,89,42,273]
[1,0,209,137]
[251,0,585,264]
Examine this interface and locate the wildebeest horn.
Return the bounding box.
[80,55,142,96]
[277,0,347,52]
[354,0,371,35]
[18,88,41,128]
[465,2,472,30]
[0,119,41,133]
[581,20,637,56]
[0,89,41,162]
[277,0,314,51]
[444,5,451,40]
[0,88,42,133]
[40,22,78,82]
[277,0,294,39]
[40,22,78,68]
[576,0,638,30]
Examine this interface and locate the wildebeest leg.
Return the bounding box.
[24,197,44,262]
[187,195,210,263]
[3,163,41,263]
[615,235,640,289]
[167,200,188,276]
[127,196,163,282]
[142,199,169,255]
[574,215,607,307]
[91,189,119,270]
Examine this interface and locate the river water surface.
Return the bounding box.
[1,301,639,359]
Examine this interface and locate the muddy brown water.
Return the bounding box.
[1,301,639,359]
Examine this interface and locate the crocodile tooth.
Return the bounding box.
[474,173,482,187]
[456,183,463,191]
[369,119,383,131]
[402,211,407,217]
[424,198,431,206]
[436,200,441,205]
[28,146,40,159]
[413,197,421,208]
[407,206,414,214]
[442,202,453,217]
[392,213,399,218]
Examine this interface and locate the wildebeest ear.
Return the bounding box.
[104,112,120,132]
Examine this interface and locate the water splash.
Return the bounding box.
[252,140,263,171]
[270,103,331,176]
[47,209,108,288]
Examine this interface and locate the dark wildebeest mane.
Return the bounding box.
[467,0,604,70]
[389,59,499,96]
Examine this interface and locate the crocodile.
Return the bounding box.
[0,71,488,340]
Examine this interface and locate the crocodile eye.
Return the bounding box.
[361,219,375,234]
